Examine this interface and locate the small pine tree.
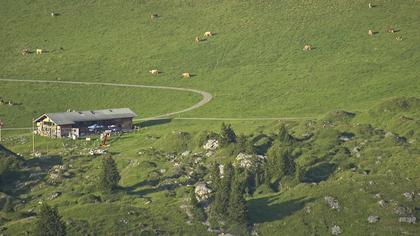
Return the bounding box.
[278,124,294,144]
[35,203,66,236]
[266,143,286,180]
[209,163,220,191]
[227,168,248,225]
[212,163,234,218]
[99,155,121,193]
[220,123,237,146]
[283,152,296,176]
[235,134,255,154]
[190,188,206,222]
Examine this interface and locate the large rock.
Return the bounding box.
[402,192,414,201]
[399,216,416,224]
[203,139,219,151]
[331,225,342,235]
[194,183,212,203]
[325,196,340,210]
[235,153,254,169]
[368,215,380,223]
[235,153,266,170]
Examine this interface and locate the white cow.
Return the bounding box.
[149,69,159,75]
[204,31,213,37]
[182,72,191,78]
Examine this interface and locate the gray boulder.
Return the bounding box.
[325,196,340,210]
[331,225,342,235]
[399,216,416,224]
[368,215,380,223]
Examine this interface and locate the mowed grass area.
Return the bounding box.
[1,0,419,120]
[0,81,201,127]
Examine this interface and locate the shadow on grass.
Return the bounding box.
[303,162,337,183]
[125,183,178,196]
[248,196,315,223]
[140,118,172,128]
[25,155,63,170]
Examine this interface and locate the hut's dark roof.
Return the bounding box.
[34,108,137,125]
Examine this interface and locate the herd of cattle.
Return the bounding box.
[19,3,404,78]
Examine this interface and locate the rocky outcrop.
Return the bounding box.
[203,139,219,151]
[325,196,340,210]
[194,183,212,203]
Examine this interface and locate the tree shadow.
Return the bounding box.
[248,196,315,223]
[125,183,179,197]
[303,162,337,183]
[252,134,272,155]
[24,155,63,170]
[140,118,172,128]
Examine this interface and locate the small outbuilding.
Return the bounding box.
[34,108,137,138]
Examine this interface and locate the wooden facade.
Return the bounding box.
[34,108,137,138]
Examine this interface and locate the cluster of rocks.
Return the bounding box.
[402,192,415,201]
[394,205,416,224]
[203,139,219,151]
[48,192,62,200]
[194,183,212,203]
[0,136,28,145]
[324,196,340,210]
[384,132,405,143]
[234,153,266,170]
[88,148,107,156]
[203,139,219,156]
[367,215,380,223]
[351,140,368,158]
[48,164,71,184]
[331,225,342,235]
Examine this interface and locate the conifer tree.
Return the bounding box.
[278,124,294,144]
[220,123,237,146]
[99,155,121,193]
[190,188,206,221]
[235,134,255,154]
[212,163,234,217]
[35,203,66,236]
[266,143,286,180]
[227,168,248,225]
[209,163,220,191]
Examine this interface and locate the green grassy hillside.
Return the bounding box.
[1,0,419,120]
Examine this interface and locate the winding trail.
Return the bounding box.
[0,78,314,130]
[0,78,212,120]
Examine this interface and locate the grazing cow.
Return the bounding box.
[149,69,159,75]
[36,49,43,54]
[182,72,191,78]
[303,45,312,51]
[368,30,374,36]
[21,48,29,55]
[195,36,200,43]
[150,14,158,20]
[368,3,373,8]
[204,31,213,37]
